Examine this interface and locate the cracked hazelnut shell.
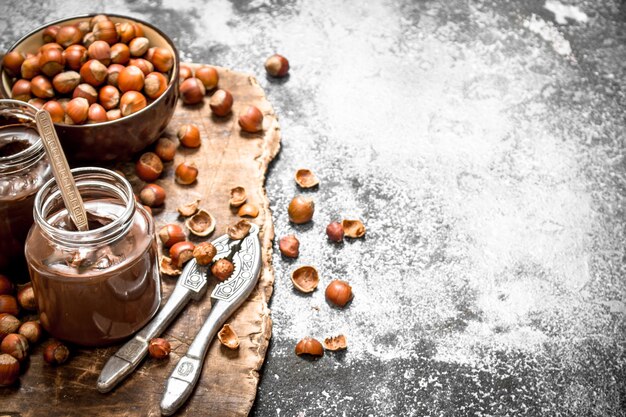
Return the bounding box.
[291,266,319,293]
[294,169,319,188]
[160,256,182,276]
[295,337,323,358]
[342,219,366,238]
[177,199,200,217]
[136,152,163,182]
[185,209,216,237]
[229,186,247,207]
[323,335,347,351]
[218,324,240,349]
[279,235,299,258]
[227,219,252,240]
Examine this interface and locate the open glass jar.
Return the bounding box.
[0,99,51,279]
[25,167,161,346]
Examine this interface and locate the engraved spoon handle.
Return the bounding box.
[35,110,88,231]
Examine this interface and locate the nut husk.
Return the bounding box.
[294,169,320,188]
[185,209,216,237]
[217,324,240,350]
[227,219,252,240]
[290,266,319,293]
[342,219,366,238]
[323,334,347,351]
[177,199,200,217]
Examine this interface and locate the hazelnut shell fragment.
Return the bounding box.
[177,199,200,217]
[294,169,319,188]
[279,235,299,258]
[295,337,324,358]
[185,209,216,237]
[227,219,252,241]
[160,256,182,276]
[342,219,366,238]
[229,186,247,208]
[217,324,240,350]
[323,334,347,351]
[291,266,319,293]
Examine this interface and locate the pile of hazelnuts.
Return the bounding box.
[1,14,173,124]
[0,275,69,387]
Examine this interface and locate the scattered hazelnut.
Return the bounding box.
[291,266,319,293]
[158,224,186,248]
[211,259,234,282]
[18,321,42,344]
[326,222,344,242]
[17,284,37,311]
[288,196,314,224]
[237,203,259,218]
[180,77,206,104]
[0,334,28,362]
[195,66,219,90]
[0,354,20,386]
[217,324,239,349]
[177,124,201,148]
[265,54,290,77]
[177,199,200,217]
[175,161,199,185]
[193,242,217,266]
[229,186,247,207]
[160,256,182,276]
[0,275,14,296]
[295,337,323,358]
[154,137,177,162]
[209,89,233,116]
[294,169,319,188]
[279,235,299,258]
[120,90,147,116]
[227,219,252,240]
[136,152,163,182]
[0,314,20,341]
[323,335,347,351]
[43,340,69,365]
[238,105,264,133]
[325,280,353,307]
[185,209,216,237]
[0,295,19,316]
[170,241,195,268]
[179,65,193,83]
[139,183,166,207]
[342,219,366,238]
[148,338,171,359]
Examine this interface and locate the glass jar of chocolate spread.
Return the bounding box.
[0,100,52,280]
[25,167,161,346]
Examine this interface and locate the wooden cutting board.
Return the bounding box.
[1,65,280,416]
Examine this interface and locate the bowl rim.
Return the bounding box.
[0,13,180,128]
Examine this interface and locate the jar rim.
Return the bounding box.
[0,99,44,168]
[33,167,136,246]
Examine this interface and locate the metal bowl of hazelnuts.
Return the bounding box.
[0,13,179,162]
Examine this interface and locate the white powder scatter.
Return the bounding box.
[524,14,572,56]
[544,0,589,25]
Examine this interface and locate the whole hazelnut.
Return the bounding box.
[238,105,264,133]
[325,280,353,307]
[17,284,37,311]
[30,75,54,99]
[52,71,80,94]
[118,65,145,92]
[106,109,122,121]
[42,101,65,123]
[38,48,65,77]
[115,22,136,43]
[144,72,168,99]
[20,55,41,79]
[93,20,119,45]
[139,184,166,207]
[0,354,20,386]
[265,54,290,77]
[326,222,344,242]
[129,37,150,57]
[169,241,195,268]
[120,91,147,116]
[2,52,25,77]
[42,25,60,43]
[107,64,125,87]
[288,196,315,224]
[90,15,111,30]
[209,89,233,117]
[136,152,163,182]
[82,32,96,48]
[148,338,171,359]
[177,124,201,148]
[279,235,300,258]
[63,44,88,70]
[180,77,206,104]
[179,64,193,83]
[193,242,217,266]
[0,275,13,296]
[175,161,199,185]
[0,295,19,316]
[79,59,108,86]
[158,224,186,248]
[43,340,69,365]
[87,40,111,65]
[88,103,108,123]
[195,66,218,90]
[73,83,98,104]
[98,85,120,110]
[154,137,177,162]
[11,80,32,102]
[211,259,234,282]
[0,334,28,362]
[150,47,174,72]
[129,58,153,75]
[0,314,20,341]
[28,98,46,109]
[110,42,130,65]
[18,321,42,344]
[294,337,323,358]
[65,97,90,124]
[56,25,82,48]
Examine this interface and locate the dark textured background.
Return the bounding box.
[2,1,625,415]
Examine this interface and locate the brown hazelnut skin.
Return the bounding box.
[144,72,168,99]
[0,295,19,316]
[21,55,41,79]
[0,333,28,362]
[209,89,233,116]
[179,65,193,83]
[193,242,217,266]
[295,337,324,358]
[238,105,264,133]
[180,77,206,104]
[139,184,166,207]
[136,152,163,182]
[148,338,171,359]
[30,75,54,99]
[0,354,20,386]
[0,275,13,296]
[0,314,20,341]
[66,97,90,124]
[56,25,82,48]
[326,222,344,242]
[80,59,108,86]
[129,58,154,76]
[325,280,353,307]
[195,66,219,90]
[38,48,65,77]
[42,101,65,123]
[265,54,290,77]
[154,137,177,162]
[120,91,147,116]
[18,321,42,344]
[177,124,201,148]
[116,22,136,44]
[107,64,125,88]
[63,44,88,71]
[118,65,145,92]
[43,340,69,365]
[279,235,300,258]
[88,103,108,123]
[11,79,32,102]
[87,40,111,66]
[110,42,130,65]
[98,85,120,110]
[52,70,80,94]
[106,109,122,121]
[170,241,196,268]
[211,259,234,282]
[175,161,199,185]
[17,284,37,311]
[288,196,315,224]
[42,25,61,43]
[129,37,150,57]
[73,83,98,105]
[28,98,46,109]
[158,224,186,248]
[2,51,25,77]
[150,47,174,72]
[93,20,119,45]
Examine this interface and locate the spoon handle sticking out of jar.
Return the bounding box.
[34,110,89,231]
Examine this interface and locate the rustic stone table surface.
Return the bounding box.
[2,0,625,415]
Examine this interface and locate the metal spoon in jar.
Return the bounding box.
[34,109,89,231]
